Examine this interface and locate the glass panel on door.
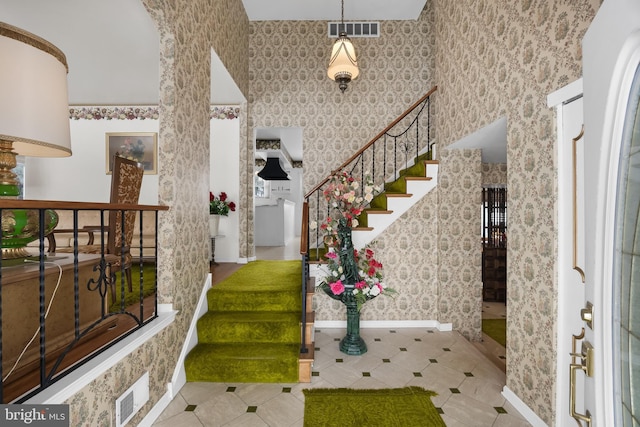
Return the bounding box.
[614,64,640,426]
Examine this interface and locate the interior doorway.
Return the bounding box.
[479,185,507,371]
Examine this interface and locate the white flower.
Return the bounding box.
[338,266,343,274]
[351,218,359,227]
[370,284,381,296]
[352,181,359,190]
[310,221,318,230]
[364,193,373,202]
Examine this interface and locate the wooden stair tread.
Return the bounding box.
[352,226,374,231]
[404,176,432,181]
[299,345,314,361]
[364,209,393,214]
[385,193,413,198]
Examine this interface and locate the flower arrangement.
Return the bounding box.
[209,191,236,216]
[318,243,396,311]
[317,171,381,247]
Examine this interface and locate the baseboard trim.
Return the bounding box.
[315,320,453,331]
[138,389,172,427]
[142,275,212,425]
[502,386,547,427]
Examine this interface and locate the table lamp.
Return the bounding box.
[0,22,72,259]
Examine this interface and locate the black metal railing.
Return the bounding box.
[298,86,437,354]
[0,200,167,403]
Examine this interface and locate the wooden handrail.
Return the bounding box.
[300,202,309,255]
[304,85,437,199]
[0,199,169,211]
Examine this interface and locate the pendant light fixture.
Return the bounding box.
[327,0,359,93]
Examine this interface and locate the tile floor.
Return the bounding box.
[152,325,529,427]
[154,240,525,426]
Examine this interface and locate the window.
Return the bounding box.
[254,175,269,198]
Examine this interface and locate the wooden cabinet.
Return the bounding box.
[482,247,506,302]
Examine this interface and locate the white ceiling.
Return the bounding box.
[445,117,507,164]
[242,0,428,21]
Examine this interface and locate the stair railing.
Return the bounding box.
[301,85,437,262]
[298,86,437,354]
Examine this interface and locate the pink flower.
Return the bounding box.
[330,281,345,295]
[325,251,338,260]
[355,281,367,290]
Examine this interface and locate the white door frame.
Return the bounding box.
[548,79,585,427]
[583,0,640,424]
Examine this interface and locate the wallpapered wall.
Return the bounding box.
[249,3,439,325]
[433,0,601,424]
[482,163,507,186]
[63,1,249,425]
[59,0,601,424]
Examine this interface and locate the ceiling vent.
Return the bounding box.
[258,157,290,181]
[328,22,380,38]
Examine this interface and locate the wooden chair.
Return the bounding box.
[49,155,144,301]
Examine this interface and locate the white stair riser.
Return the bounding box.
[352,165,438,249]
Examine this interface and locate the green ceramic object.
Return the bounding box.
[1,208,58,257]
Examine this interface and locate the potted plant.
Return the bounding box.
[314,172,396,355]
[209,191,236,237]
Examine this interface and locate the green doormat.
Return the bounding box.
[482,318,506,347]
[302,386,445,427]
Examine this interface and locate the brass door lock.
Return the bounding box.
[570,340,594,426]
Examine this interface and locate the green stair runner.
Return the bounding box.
[185,260,302,383]
[358,151,433,227]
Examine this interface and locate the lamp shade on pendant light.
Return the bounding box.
[258,157,290,181]
[327,32,359,93]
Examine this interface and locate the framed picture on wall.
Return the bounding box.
[105,132,157,174]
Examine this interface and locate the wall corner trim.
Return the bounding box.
[501,386,548,427]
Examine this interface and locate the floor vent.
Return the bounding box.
[115,372,149,427]
[328,22,380,38]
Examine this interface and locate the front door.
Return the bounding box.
[580,0,640,425]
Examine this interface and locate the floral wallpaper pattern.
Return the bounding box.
[249,4,438,326]
[482,163,507,186]
[63,0,249,425]
[69,106,160,120]
[433,0,601,423]
[59,0,601,424]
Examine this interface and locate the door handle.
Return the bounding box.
[569,340,593,426]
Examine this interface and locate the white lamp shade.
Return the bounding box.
[327,35,360,81]
[0,22,71,157]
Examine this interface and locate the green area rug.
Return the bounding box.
[185,260,302,383]
[303,386,445,427]
[482,318,506,347]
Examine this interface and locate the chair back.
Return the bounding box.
[107,155,144,256]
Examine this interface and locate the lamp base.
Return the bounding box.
[2,247,33,260]
[1,209,58,260]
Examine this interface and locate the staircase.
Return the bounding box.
[184,260,312,383]
[353,154,439,249]
[300,87,438,376]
